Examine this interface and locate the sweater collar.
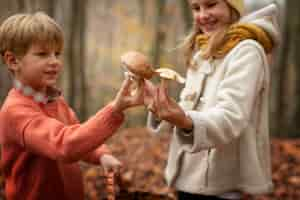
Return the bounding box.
[13,80,61,104]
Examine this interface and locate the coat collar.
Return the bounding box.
[191,51,216,75]
[13,79,61,104]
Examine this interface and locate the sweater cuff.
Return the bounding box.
[106,103,125,123]
[83,144,112,164]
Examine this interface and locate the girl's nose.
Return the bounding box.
[196,10,210,23]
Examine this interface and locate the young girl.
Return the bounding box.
[146,0,280,199]
[0,12,144,200]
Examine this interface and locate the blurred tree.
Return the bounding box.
[151,0,167,67]
[180,0,193,32]
[17,0,57,17]
[283,0,300,136]
[67,0,88,120]
[267,0,300,137]
[137,0,146,25]
[245,0,289,136]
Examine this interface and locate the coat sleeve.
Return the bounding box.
[175,42,266,152]
[5,103,124,163]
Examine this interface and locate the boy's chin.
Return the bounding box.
[45,81,58,88]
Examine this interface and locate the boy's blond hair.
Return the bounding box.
[0,12,64,61]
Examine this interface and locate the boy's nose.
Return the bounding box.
[48,55,61,66]
[49,55,60,64]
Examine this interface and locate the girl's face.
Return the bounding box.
[189,0,233,35]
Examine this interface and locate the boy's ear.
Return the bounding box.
[3,51,19,72]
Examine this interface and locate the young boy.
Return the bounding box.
[0,12,144,200]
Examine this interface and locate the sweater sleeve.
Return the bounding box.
[83,144,111,164]
[64,102,112,164]
[175,42,266,152]
[5,103,124,163]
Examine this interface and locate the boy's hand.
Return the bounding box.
[100,154,123,174]
[111,76,145,112]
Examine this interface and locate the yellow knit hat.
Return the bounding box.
[226,0,245,16]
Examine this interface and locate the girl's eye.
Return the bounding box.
[191,5,200,11]
[207,2,217,8]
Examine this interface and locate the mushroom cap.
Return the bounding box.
[121,51,155,79]
[155,68,185,84]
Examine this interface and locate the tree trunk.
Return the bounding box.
[137,0,146,25]
[270,5,289,136]
[78,0,87,120]
[151,0,167,67]
[289,0,300,136]
[67,0,88,120]
[179,0,193,32]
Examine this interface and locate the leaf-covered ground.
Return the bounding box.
[1,128,300,200]
[83,128,300,200]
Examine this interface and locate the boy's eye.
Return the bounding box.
[35,52,48,57]
[55,52,61,57]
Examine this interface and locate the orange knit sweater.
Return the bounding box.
[0,89,124,200]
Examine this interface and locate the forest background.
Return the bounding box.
[2,1,300,200]
[0,0,291,136]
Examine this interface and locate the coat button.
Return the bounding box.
[200,97,206,103]
[185,92,197,101]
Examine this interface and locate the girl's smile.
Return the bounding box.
[189,0,233,35]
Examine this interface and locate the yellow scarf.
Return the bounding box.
[196,23,273,58]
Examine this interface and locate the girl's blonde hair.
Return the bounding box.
[184,2,240,68]
[0,12,63,60]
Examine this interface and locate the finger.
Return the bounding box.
[160,79,169,95]
[115,78,130,102]
[120,76,133,95]
[147,101,155,113]
[106,185,115,193]
[106,177,114,185]
[145,79,156,93]
[112,166,122,175]
[135,79,144,97]
[152,88,161,117]
[104,167,115,175]
[129,80,144,106]
[158,83,168,106]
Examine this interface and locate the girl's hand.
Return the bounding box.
[151,80,193,130]
[143,79,157,111]
[111,76,145,112]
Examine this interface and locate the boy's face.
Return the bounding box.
[10,43,63,93]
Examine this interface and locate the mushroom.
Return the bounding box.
[155,68,185,84]
[120,51,185,84]
[121,51,155,80]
